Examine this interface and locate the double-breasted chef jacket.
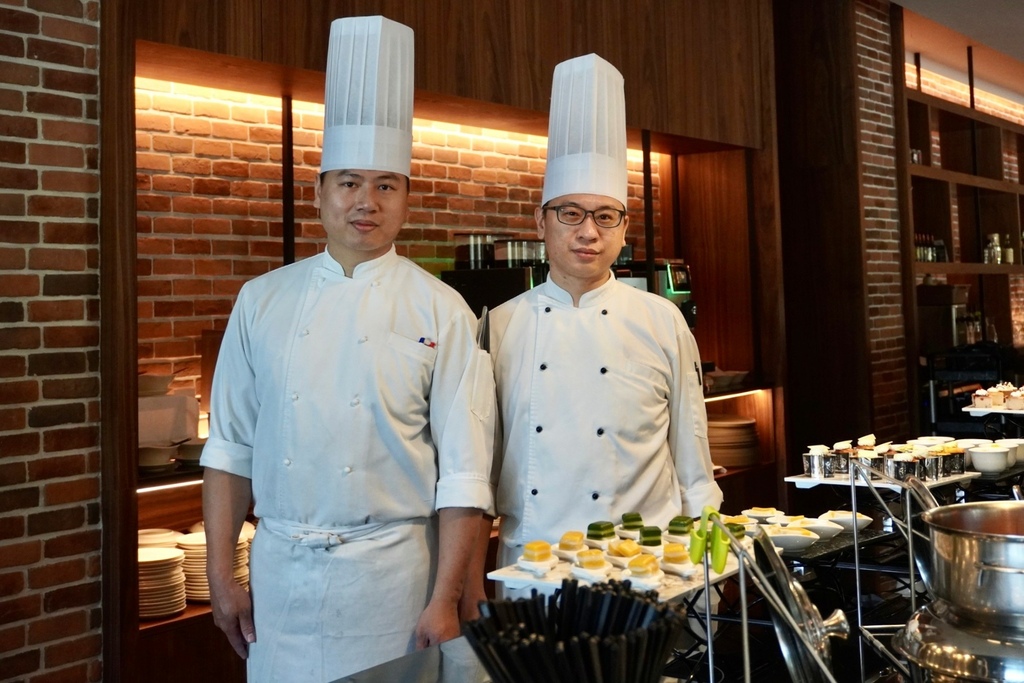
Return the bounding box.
[490,275,723,564]
[201,247,494,681]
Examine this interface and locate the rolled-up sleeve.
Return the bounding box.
[429,311,496,512]
[200,285,258,480]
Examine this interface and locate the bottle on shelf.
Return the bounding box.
[984,234,1002,264]
[1003,234,1014,265]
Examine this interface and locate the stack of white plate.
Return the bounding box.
[138,528,183,549]
[707,414,759,467]
[138,547,187,619]
[177,531,250,603]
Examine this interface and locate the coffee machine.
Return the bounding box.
[617,256,697,329]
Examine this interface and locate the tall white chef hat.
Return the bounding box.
[542,53,628,207]
[321,16,414,178]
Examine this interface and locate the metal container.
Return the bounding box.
[921,501,1024,629]
[894,599,1024,682]
[941,451,965,477]
[884,456,919,482]
[919,455,941,482]
[832,450,850,476]
[805,453,835,479]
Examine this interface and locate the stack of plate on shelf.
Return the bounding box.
[177,530,251,603]
[138,528,183,549]
[707,414,759,467]
[138,547,187,619]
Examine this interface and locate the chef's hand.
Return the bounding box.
[209,577,256,659]
[414,598,460,649]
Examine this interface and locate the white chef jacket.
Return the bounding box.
[200,247,494,680]
[201,247,493,525]
[490,275,723,557]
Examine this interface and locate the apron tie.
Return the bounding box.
[258,516,423,549]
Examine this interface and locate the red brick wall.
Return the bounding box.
[855,0,911,439]
[0,0,103,681]
[135,78,661,398]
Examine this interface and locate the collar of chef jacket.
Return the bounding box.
[322,244,399,279]
[541,271,618,307]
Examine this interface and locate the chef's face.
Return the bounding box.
[315,169,409,274]
[537,193,628,292]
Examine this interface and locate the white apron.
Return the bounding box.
[247,516,438,682]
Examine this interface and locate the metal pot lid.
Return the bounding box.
[752,528,848,682]
[894,600,1024,682]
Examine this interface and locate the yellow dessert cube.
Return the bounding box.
[663,543,688,564]
[627,554,659,578]
[608,539,641,558]
[576,548,605,569]
[558,531,585,551]
[523,540,552,562]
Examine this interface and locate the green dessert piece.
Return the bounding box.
[586,520,615,540]
[725,523,746,537]
[667,516,694,535]
[621,511,644,530]
[638,525,663,546]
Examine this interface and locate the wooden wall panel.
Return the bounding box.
[127,0,770,147]
[134,0,262,60]
[677,149,756,373]
[773,0,873,465]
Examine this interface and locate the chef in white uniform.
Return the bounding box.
[200,16,494,682]
[479,54,724,575]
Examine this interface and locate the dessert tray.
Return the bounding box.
[784,471,979,490]
[962,406,1024,416]
[488,542,745,603]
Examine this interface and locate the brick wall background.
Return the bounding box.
[856,0,911,440]
[134,77,661,398]
[0,0,103,681]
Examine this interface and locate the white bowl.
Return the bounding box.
[970,446,1009,473]
[762,525,819,552]
[743,507,783,522]
[995,439,1023,467]
[914,436,955,444]
[787,518,844,540]
[818,510,871,532]
[139,445,179,467]
[767,514,807,526]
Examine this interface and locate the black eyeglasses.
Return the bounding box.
[544,204,626,229]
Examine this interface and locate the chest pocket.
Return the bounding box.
[378,332,437,414]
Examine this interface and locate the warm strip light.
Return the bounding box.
[704,389,763,403]
[137,479,203,494]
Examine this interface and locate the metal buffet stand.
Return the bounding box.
[844,458,938,681]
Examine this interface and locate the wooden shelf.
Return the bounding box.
[139,603,211,632]
[910,164,1024,194]
[914,262,1024,276]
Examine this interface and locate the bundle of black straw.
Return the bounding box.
[463,579,686,683]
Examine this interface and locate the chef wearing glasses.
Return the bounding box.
[201,17,494,681]
[471,54,723,581]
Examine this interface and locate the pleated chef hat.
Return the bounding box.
[321,16,414,177]
[542,54,628,207]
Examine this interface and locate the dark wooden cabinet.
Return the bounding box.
[139,607,247,682]
[137,0,770,148]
